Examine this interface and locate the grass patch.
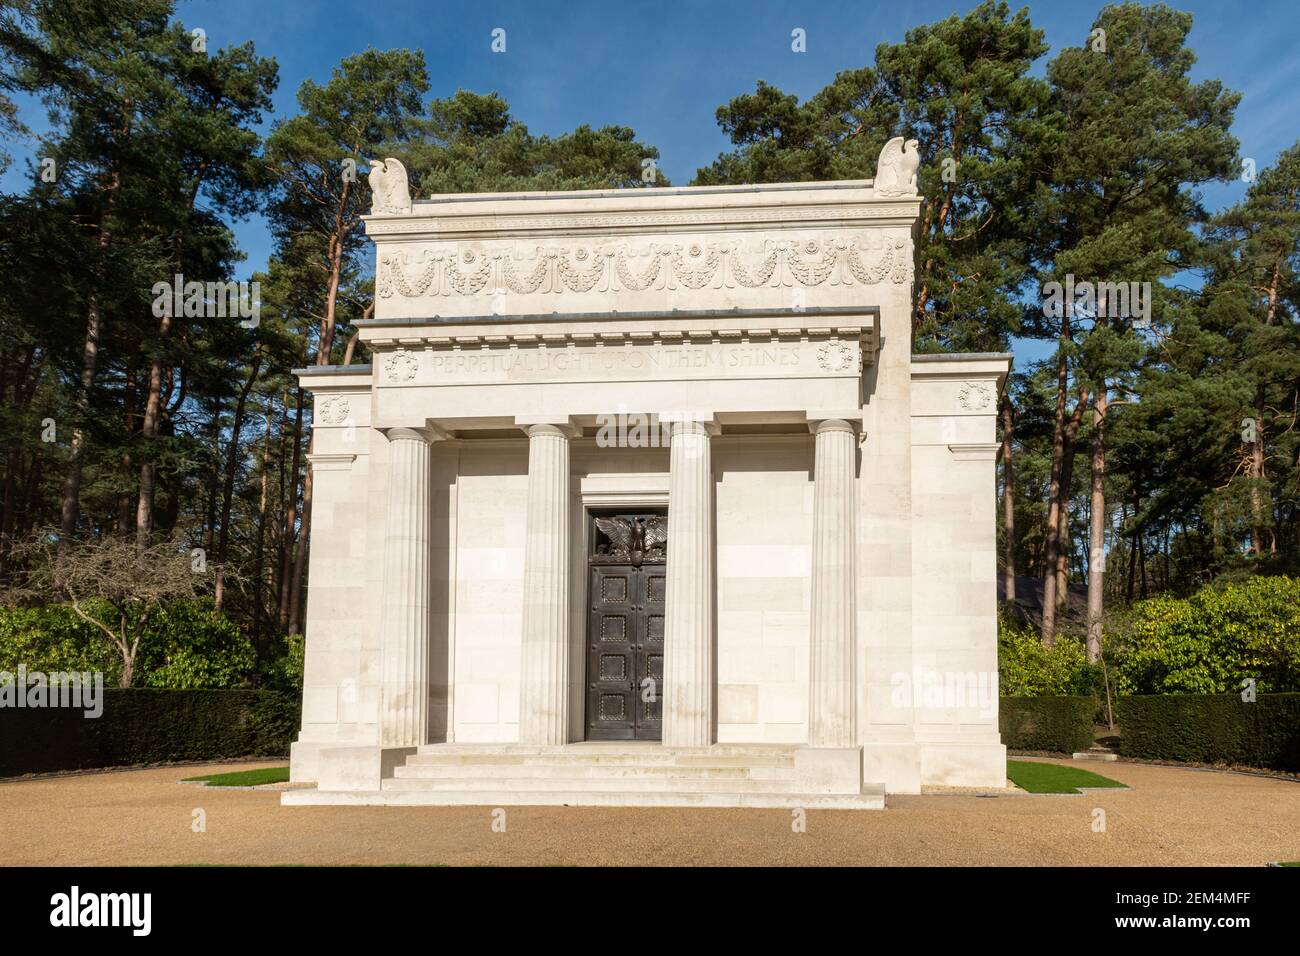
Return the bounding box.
[182,766,290,787]
[1007,759,1127,794]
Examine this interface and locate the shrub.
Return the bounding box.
[999,696,1098,753]
[1117,693,1300,771]
[1109,576,1300,695]
[0,604,120,680]
[998,614,1101,696]
[260,632,304,691]
[134,600,256,689]
[0,600,256,689]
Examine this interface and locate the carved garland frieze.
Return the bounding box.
[376,235,912,299]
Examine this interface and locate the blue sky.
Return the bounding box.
[4,0,1296,362]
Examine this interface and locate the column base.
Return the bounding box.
[315,745,416,792]
[862,741,922,794]
[793,746,863,794]
[289,739,325,783]
[919,739,1007,789]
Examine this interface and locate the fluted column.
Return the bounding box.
[518,423,573,745]
[379,427,434,747]
[809,418,857,748]
[663,418,716,747]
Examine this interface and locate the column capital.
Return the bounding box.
[383,424,451,443]
[515,415,579,439]
[806,411,863,434]
[660,411,719,437]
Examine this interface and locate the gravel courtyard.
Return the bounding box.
[2,758,1296,866]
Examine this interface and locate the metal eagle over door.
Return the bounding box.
[586,512,667,741]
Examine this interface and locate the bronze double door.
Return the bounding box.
[586,512,666,740]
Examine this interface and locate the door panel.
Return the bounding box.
[586,513,667,741]
[588,566,637,740]
[636,566,666,735]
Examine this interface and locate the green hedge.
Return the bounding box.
[1117,693,1300,771]
[0,689,300,777]
[999,696,1098,753]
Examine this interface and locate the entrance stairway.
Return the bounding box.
[286,743,886,808]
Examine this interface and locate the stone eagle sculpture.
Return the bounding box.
[367,157,412,215]
[874,136,920,197]
[595,516,668,567]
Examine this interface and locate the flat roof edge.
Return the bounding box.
[911,352,1014,362]
[409,179,877,207]
[293,364,373,376]
[356,306,880,328]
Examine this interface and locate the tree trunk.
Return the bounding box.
[1248,384,1271,554]
[203,405,221,556]
[1043,392,1089,640]
[288,451,312,636]
[1086,385,1108,663]
[214,353,262,611]
[136,307,173,554]
[1126,493,1140,605]
[252,399,272,648]
[59,168,119,544]
[59,293,104,542]
[1140,529,1149,599]
[1040,336,1071,645]
[1053,390,1089,613]
[277,389,304,633]
[1249,256,1284,554]
[1000,392,1016,604]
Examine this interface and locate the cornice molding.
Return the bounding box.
[366,324,869,352]
[364,201,921,239]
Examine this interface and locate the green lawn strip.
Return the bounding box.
[181,766,290,787]
[1007,759,1127,794]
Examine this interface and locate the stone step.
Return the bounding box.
[404,752,796,768]
[384,774,805,793]
[393,763,792,781]
[415,744,798,757]
[1072,750,1119,762]
[283,786,886,810]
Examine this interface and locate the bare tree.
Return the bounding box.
[6,533,211,687]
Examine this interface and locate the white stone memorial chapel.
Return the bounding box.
[284,140,1010,808]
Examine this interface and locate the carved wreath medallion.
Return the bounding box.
[318,396,351,425]
[383,349,419,383]
[817,341,856,373]
[958,381,994,412]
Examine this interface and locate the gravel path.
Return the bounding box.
[2,758,1296,866]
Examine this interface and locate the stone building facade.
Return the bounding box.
[284,141,1010,808]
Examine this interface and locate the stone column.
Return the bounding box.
[809,418,857,748]
[518,423,574,745]
[379,427,434,747]
[662,418,717,748]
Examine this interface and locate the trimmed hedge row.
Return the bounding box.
[999,695,1098,753]
[1117,693,1300,771]
[0,689,300,777]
